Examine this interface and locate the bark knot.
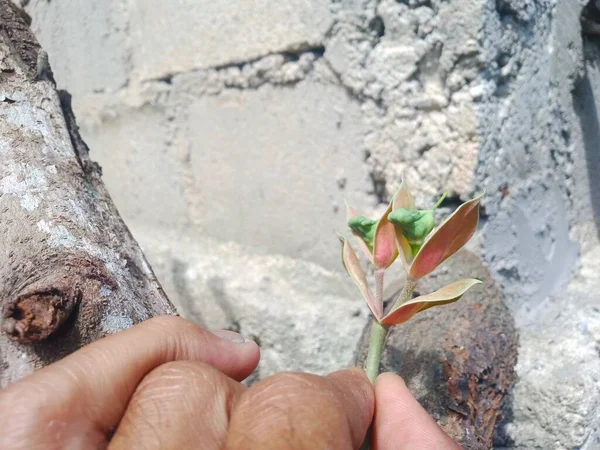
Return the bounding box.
[2,287,79,343]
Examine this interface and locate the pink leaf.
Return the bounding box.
[339,235,382,319]
[391,178,415,269]
[392,177,416,211]
[409,195,482,279]
[395,228,413,271]
[373,200,398,269]
[380,278,482,326]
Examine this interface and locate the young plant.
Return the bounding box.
[340,179,482,383]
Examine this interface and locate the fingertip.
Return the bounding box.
[192,327,261,381]
[231,335,261,379]
[373,372,460,450]
[140,316,260,381]
[375,371,407,392]
[210,329,262,367]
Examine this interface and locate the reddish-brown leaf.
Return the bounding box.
[380,278,482,326]
[339,235,382,319]
[373,200,398,269]
[391,178,416,269]
[392,177,416,211]
[409,195,482,279]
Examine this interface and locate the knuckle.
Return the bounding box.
[259,372,323,392]
[239,372,335,413]
[135,361,228,401]
[114,361,236,447]
[141,315,190,333]
[227,373,353,449]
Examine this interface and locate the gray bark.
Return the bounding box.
[0,0,177,387]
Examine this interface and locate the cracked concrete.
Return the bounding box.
[24,0,600,447]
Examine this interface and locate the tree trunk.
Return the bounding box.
[0,0,177,387]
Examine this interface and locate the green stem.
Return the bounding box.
[361,269,388,450]
[365,268,387,383]
[361,320,388,450]
[363,278,418,384]
[432,190,448,210]
[360,278,419,450]
[364,320,389,383]
[390,277,419,311]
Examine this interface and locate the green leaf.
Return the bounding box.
[346,204,375,264]
[339,235,382,319]
[380,278,482,326]
[387,208,435,245]
[347,215,377,251]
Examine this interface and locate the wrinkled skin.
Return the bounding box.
[0,316,459,450]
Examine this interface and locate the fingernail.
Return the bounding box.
[211,329,248,344]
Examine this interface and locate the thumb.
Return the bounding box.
[0,316,260,450]
[373,372,460,450]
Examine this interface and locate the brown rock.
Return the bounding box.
[356,250,518,449]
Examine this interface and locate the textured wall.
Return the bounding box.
[24,0,600,448]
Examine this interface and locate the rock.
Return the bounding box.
[356,251,518,449]
[136,228,371,380]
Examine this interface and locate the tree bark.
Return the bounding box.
[0,0,177,387]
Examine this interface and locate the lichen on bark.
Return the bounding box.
[0,0,176,387]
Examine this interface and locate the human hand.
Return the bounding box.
[0,316,459,449]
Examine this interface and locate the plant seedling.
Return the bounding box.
[341,178,482,448]
[342,178,482,380]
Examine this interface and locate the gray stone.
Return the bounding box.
[80,104,189,231]
[184,81,373,270]
[25,0,129,94]
[135,228,369,380]
[128,0,333,80]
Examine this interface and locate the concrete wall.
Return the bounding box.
[25,0,600,447]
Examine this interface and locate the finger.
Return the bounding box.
[109,361,244,450]
[224,368,374,450]
[373,372,461,450]
[0,316,259,450]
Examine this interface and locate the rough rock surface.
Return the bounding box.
[137,226,369,380]
[356,251,518,450]
[21,0,600,447]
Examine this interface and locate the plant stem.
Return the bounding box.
[361,320,388,450]
[365,268,387,383]
[390,277,419,311]
[360,277,418,450]
[433,190,448,209]
[360,269,388,450]
[364,320,389,383]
